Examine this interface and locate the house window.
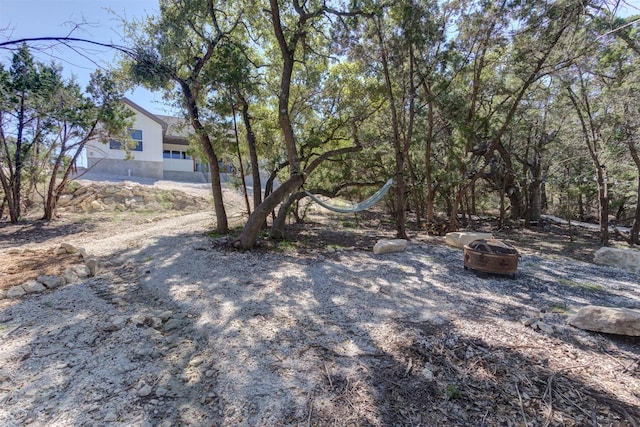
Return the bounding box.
[163,150,191,160]
[110,129,143,151]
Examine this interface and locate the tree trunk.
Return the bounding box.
[7,94,27,223]
[596,166,610,246]
[237,174,304,249]
[270,191,305,240]
[236,143,362,249]
[232,106,252,217]
[237,91,262,211]
[207,157,228,233]
[630,174,640,246]
[376,16,407,239]
[425,128,435,224]
[567,85,608,246]
[528,148,544,226]
[43,129,93,220]
[0,171,16,223]
[181,82,228,234]
[627,138,640,245]
[43,155,64,221]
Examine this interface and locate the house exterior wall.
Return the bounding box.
[162,143,194,172]
[86,103,164,179]
[87,158,164,179]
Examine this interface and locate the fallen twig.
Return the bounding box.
[516,382,529,427]
[324,362,333,390]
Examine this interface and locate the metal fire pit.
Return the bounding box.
[463,239,519,279]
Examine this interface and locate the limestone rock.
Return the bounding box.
[57,194,73,207]
[64,268,80,284]
[22,280,46,293]
[90,200,106,212]
[85,258,99,276]
[444,232,493,249]
[60,243,78,254]
[373,239,408,255]
[117,188,134,199]
[138,384,153,397]
[7,285,26,298]
[163,318,184,332]
[568,305,640,336]
[54,247,67,256]
[593,247,640,274]
[537,322,554,334]
[73,264,91,278]
[37,275,64,289]
[103,411,117,423]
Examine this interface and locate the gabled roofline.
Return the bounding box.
[121,97,168,133]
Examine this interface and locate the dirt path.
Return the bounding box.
[1,181,639,426]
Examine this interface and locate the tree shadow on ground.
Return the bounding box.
[0,219,96,249]
[1,224,638,426]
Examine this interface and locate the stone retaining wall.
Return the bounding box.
[58,181,209,214]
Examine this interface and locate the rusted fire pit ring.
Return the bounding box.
[463,239,520,279]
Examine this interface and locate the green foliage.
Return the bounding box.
[106,0,639,240]
[446,384,461,400]
[156,190,175,210]
[0,45,131,222]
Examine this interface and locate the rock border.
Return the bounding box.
[3,243,99,299]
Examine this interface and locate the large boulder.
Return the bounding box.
[593,247,640,274]
[568,306,640,336]
[373,239,408,255]
[444,232,493,249]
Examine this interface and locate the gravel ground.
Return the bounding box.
[1,181,639,426]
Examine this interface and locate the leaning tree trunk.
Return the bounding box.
[237,174,304,249]
[270,191,305,239]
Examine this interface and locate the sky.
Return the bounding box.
[0,0,173,115]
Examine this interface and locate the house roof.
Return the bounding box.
[121,98,191,145]
[156,114,191,139]
[121,97,168,130]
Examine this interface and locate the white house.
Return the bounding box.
[85,98,210,182]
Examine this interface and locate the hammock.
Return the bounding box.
[304,178,394,214]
